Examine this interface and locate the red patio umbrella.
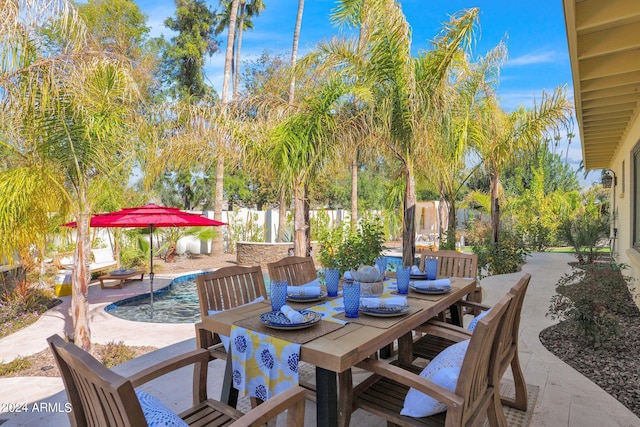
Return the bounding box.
[64,204,226,305]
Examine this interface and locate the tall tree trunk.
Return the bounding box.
[289,0,305,255]
[351,157,358,227]
[233,2,246,99]
[213,0,240,255]
[490,170,500,245]
[277,192,288,242]
[212,156,225,254]
[288,0,304,104]
[304,182,311,256]
[293,183,306,256]
[402,164,416,267]
[447,197,457,250]
[438,192,447,244]
[72,207,92,352]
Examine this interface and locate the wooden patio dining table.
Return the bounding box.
[201,277,476,427]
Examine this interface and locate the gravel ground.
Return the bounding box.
[5,344,157,377]
[539,313,640,418]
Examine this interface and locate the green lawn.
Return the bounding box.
[546,246,610,254]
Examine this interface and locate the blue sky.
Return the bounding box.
[138,0,583,169]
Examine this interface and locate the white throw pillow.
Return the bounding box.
[400,339,470,417]
[135,389,187,426]
[208,296,265,350]
[467,309,489,332]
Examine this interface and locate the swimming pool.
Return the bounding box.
[105,273,272,324]
[105,274,203,323]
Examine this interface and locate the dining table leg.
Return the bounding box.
[221,355,238,408]
[450,303,463,327]
[338,369,353,427]
[316,366,338,427]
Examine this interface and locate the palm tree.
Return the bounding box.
[422,43,506,248]
[288,0,305,106]
[234,0,265,98]
[216,0,266,98]
[303,3,477,266]
[0,0,138,351]
[270,79,359,256]
[211,0,240,256]
[470,86,572,244]
[331,0,373,227]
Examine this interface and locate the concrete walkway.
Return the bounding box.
[1,253,638,426]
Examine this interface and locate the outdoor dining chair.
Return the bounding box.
[194,265,268,362]
[349,292,514,427]
[419,250,482,316]
[47,334,306,427]
[267,256,318,287]
[411,273,531,411]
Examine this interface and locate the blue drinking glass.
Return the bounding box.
[375,257,388,278]
[270,280,288,311]
[343,281,361,318]
[396,266,411,294]
[324,268,340,297]
[424,258,438,280]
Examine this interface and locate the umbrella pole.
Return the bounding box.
[149,224,154,318]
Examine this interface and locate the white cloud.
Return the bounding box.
[507,51,558,66]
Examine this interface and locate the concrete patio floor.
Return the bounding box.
[0,252,638,426]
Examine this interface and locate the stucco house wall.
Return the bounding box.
[609,113,640,297]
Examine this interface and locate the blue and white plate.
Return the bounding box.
[360,305,410,317]
[409,284,451,295]
[409,273,427,279]
[259,310,322,330]
[287,291,327,302]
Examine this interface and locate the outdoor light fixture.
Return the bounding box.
[601,170,616,188]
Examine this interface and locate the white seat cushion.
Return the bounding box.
[401,339,470,417]
[135,389,187,426]
[468,309,489,332]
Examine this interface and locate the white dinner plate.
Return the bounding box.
[286,291,327,302]
[259,310,322,330]
[359,305,410,317]
[409,284,451,295]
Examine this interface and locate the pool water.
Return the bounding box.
[105,273,272,324]
[382,255,420,271]
[105,275,202,323]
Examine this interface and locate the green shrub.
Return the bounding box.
[0,282,55,339]
[98,341,138,368]
[470,221,529,278]
[558,211,609,265]
[316,216,385,274]
[0,356,32,376]
[548,263,637,348]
